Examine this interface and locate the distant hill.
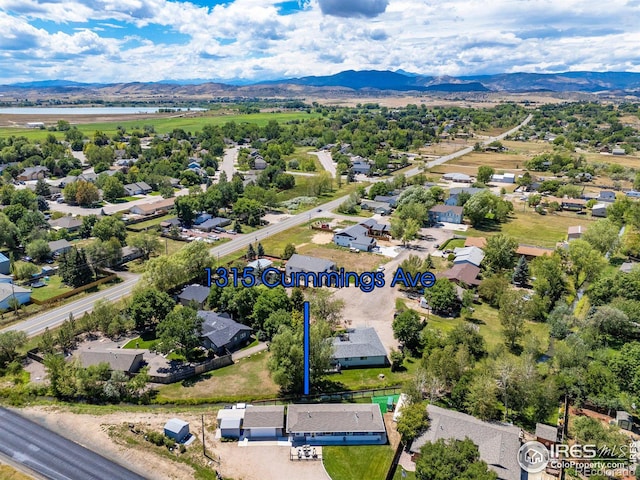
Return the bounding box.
[3,70,640,97]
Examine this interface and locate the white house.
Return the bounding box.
[452,246,485,267]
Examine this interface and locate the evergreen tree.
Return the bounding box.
[257,242,265,258]
[247,244,256,261]
[512,255,529,286]
[425,253,434,269]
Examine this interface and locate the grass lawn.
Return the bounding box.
[0,464,33,480]
[438,238,465,250]
[323,445,395,480]
[29,275,73,302]
[258,220,330,256]
[123,331,158,350]
[276,177,361,206]
[393,468,416,480]
[298,244,384,273]
[330,357,418,391]
[114,196,140,203]
[465,210,595,248]
[154,350,279,403]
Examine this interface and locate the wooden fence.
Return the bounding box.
[147,354,233,384]
[30,273,118,306]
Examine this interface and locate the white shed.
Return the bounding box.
[164,418,190,443]
[216,408,245,439]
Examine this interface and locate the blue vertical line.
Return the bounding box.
[303,301,310,395]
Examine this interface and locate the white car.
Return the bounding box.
[376,266,385,272]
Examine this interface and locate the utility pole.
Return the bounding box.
[201,414,206,457]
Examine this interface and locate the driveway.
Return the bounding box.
[219,147,238,181]
[309,151,336,177]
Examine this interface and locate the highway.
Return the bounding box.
[3,114,533,338]
[0,407,146,480]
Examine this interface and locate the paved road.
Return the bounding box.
[2,275,140,337]
[5,115,533,337]
[310,150,336,177]
[220,146,238,180]
[0,407,146,480]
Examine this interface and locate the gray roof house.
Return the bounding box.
[286,404,387,445]
[453,246,485,267]
[48,239,73,256]
[79,349,146,373]
[18,166,48,181]
[332,328,387,368]
[48,216,82,232]
[193,217,232,232]
[333,223,376,251]
[124,181,152,196]
[410,404,523,480]
[198,311,252,355]
[286,254,336,277]
[243,406,286,440]
[178,284,210,308]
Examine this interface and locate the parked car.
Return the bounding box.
[227,230,237,235]
[377,266,385,272]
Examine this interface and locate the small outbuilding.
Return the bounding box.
[535,423,558,448]
[164,418,190,443]
[617,411,633,431]
[217,407,246,439]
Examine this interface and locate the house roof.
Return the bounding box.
[453,246,485,267]
[332,328,387,360]
[449,187,485,196]
[335,223,369,239]
[0,283,30,302]
[131,197,175,214]
[464,237,487,248]
[592,202,607,210]
[178,284,210,304]
[617,411,632,421]
[516,245,554,257]
[430,204,463,215]
[0,252,9,262]
[567,225,584,235]
[198,310,252,349]
[535,423,557,442]
[164,418,189,433]
[243,406,285,429]
[443,173,472,181]
[216,408,245,422]
[48,216,82,230]
[360,218,390,232]
[286,254,336,274]
[124,181,152,192]
[286,404,385,434]
[21,166,48,175]
[437,263,481,286]
[247,259,273,270]
[195,217,231,229]
[48,239,72,252]
[410,405,522,480]
[79,349,145,372]
[121,246,142,259]
[620,262,636,273]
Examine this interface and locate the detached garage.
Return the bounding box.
[164,418,190,443]
[216,408,245,439]
[243,406,285,440]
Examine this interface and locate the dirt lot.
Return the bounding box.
[19,406,329,480]
[0,112,181,128]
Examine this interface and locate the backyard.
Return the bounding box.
[29,275,73,302]
[323,445,395,480]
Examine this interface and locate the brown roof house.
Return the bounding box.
[437,263,481,287]
[79,349,146,374]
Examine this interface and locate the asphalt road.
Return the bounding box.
[220,146,238,180]
[4,114,533,337]
[309,150,336,177]
[0,407,146,480]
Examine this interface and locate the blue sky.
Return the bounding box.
[0,0,639,84]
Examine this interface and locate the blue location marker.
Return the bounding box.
[303,301,310,395]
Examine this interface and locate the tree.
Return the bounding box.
[85,237,122,269]
[499,289,529,351]
[465,373,500,421]
[26,239,51,263]
[267,319,333,393]
[427,278,458,315]
[0,331,27,367]
[477,165,495,184]
[174,195,200,227]
[257,242,265,258]
[128,232,161,260]
[392,309,423,354]
[75,180,100,206]
[247,244,256,261]
[233,197,263,226]
[101,176,125,202]
[308,288,345,327]
[283,243,296,260]
[13,261,39,281]
[156,306,203,361]
[416,438,497,480]
[251,286,291,331]
[35,178,50,197]
[531,253,567,307]
[512,255,529,286]
[565,239,607,287]
[92,216,127,244]
[582,218,620,255]
[401,218,420,246]
[59,248,93,287]
[547,302,574,339]
[483,234,518,272]
[129,288,176,330]
[396,402,429,445]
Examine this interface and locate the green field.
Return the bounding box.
[123,331,158,350]
[0,111,320,140]
[323,445,395,480]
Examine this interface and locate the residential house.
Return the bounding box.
[560,197,586,211]
[437,263,481,287]
[48,239,72,256]
[410,405,523,480]
[254,157,267,170]
[286,254,336,278]
[128,197,175,216]
[286,404,387,445]
[242,406,286,440]
[119,246,143,264]
[442,172,472,183]
[123,182,152,196]
[0,253,10,275]
[360,200,389,212]
[0,273,12,284]
[373,195,399,208]
[626,190,640,199]
[79,349,146,373]
[591,202,608,218]
[164,418,190,443]
[0,283,31,310]
[178,284,211,308]
[48,216,82,232]
[351,160,371,175]
[599,190,616,202]
[332,328,388,368]
[198,311,252,355]
[428,205,463,224]
[333,223,376,251]
[78,172,98,183]
[491,172,516,183]
[18,166,48,181]
[360,218,390,237]
[246,258,274,283]
[193,212,212,226]
[567,226,585,241]
[445,187,484,206]
[160,218,181,229]
[515,245,554,260]
[453,246,485,267]
[535,423,558,448]
[187,160,201,170]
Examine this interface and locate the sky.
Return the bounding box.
[0,0,639,84]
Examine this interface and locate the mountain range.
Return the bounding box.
[3,70,640,95]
